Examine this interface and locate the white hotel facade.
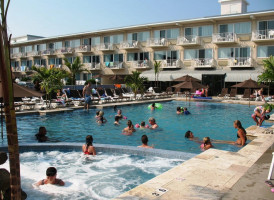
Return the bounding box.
[10,0,274,94]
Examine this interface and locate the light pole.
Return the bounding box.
[95,78,98,87]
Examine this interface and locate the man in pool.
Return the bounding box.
[148,117,158,129]
[36,167,65,186]
[82,82,92,110]
[138,135,153,148]
[35,126,48,142]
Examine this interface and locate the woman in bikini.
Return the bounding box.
[82,135,96,155]
[234,120,247,146]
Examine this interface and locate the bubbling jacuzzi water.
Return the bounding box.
[2,150,185,200]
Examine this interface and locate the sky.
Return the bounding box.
[6,0,274,38]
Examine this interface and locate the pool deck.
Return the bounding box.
[115,125,274,200]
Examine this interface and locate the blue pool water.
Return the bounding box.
[1,101,271,153]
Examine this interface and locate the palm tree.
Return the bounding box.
[258,55,274,83]
[32,66,68,108]
[124,71,148,99]
[0,0,22,199]
[63,56,87,85]
[154,61,162,87]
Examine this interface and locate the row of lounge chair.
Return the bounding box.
[218,88,259,100]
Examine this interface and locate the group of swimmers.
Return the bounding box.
[176,107,191,115]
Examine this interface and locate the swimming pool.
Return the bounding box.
[0,101,270,153]
[1,149,184,200]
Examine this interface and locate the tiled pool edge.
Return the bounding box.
[114,126,274,200]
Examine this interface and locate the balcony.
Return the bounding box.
[147,38,169,48]
[18,52,27,58]
[96,43,114,51]
[120,40,141,50]
[75,45,91,53]
[10,53,20,59]
[192,58,215,69]
[177,36,201,46]
[83,63,101,70]
[105,61,124,69]
[56,47,74,54]
[41,49,54,56]
[228,57,253,68]
[252,30,274,42]
[27,51,40,57]
[212,33,237,44]
[159,59,182,69]
[131,60,151,69]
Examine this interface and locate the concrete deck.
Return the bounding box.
[114,126,274,200]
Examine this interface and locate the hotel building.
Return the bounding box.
[10,0,274,95]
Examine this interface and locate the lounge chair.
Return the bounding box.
[218,88,228,98]
[228,88,237,99]
[241,89,253,100]
[97,88,111,103]
[114,88,131,101]
[105,88,119,102]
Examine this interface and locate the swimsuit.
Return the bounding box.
[237,128,247,141]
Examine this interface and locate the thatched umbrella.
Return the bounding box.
[231,78,268,107]
[173,74,200,82]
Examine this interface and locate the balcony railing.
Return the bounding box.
[147,38,169,47]
[105,61,124,69]
[56,47,74,54]
[228,57,252,68]
[75,45,91,53]
[192,58,215,68]
[10,53,20,59]
[27,51,40,57]
[159,59,182,68]
[83,63,101,70]
[120,40,140,49]
[177,36,200,46]
[252,29,274,41]
[41,49,54,56]
[212,32,237,43]
[96,43,114,51]
[131,60,150,68]
[19,52,27,58]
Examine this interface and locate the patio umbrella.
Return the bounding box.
[231,78,268,107]
[107,75,126,81]
[173,74,200,82]
[172,80,206,90]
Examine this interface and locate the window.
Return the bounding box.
[48,43,54,49]
[114,54,123,62]
[64,40,80,48]
[21,60,27,66]
[55,42,62,50]
[185,25,213,37]
[49,58,55,65]
[91,37,100,46]
[20,46,26,53]
[27,60,32,68]
[127,31,150,42]
[258,20,274,31]
[218,47,250,58]
[66,57,75,64]
[83,38,90,45]
[26,45,32,52]
[154,51,179,60]
[34,44,46,51]
[11,47,19,54]
[127,52,149,61]
[112,34,123,44]
[104,54,123,62]
[41,59,47,66]
[219,22,251,34]
[104,54,113,62]
[83,56,91,63]
[154,28,179,39]
[184,49,212,60]
[257,46,274,57]
[92,55,100,63]
[11,61,19,67]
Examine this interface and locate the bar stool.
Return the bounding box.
[267,152,274,180]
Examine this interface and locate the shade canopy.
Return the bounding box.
[0,82,44,98]
[172,80,206,90]
[231,78,268,89]
[173,74,201,82]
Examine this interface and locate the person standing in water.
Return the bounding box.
[82,82,92,110]
[82,135,96,155]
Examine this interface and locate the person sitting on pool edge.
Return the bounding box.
[35,126,48,142]
[234,120,247,146]
[138,135,153,149]
[123,120,136,135]
[82,135,96,155]
[252,104,272,127]
[114,116,120,125]
[36,167,65,186]
[200,137,213,150]
[148,117,158,129]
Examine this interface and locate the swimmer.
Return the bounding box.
[148,117,158,129]
[123,120,136,135]
[95,111,100,119]
[138,135,153,148]
[114,116,120,125]
[176,107,182,114]
[35,126,48,142]
[234,120,247,146]
[115,109,123,119]
[35,167,65,186]
[183,107,190,115]
[82,135,96,155]
[252,104,272,127]
[200,137,213,150]
[151,103,156,111]
[97,111,107,124]
[184,130,200,142]
[140,121,146,129]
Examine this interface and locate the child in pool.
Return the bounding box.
[138,135,153,148]
[176,107,182,114]
[151,103,156,111]
[114,116,120,125]
[200,137,213,150]
[35,167,65,186]
[140,121,149,129]
[184,107,190,115]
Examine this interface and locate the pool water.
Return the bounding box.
[1,101,271,153]
[1,151,183,200]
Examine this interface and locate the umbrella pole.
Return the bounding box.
[1,98,3,140]
[249,88,250,107]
